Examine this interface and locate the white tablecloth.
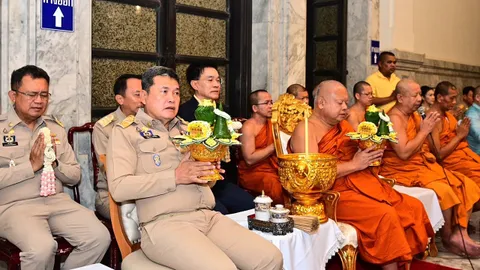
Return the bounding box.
[71,263,113,270]
[393,185,445,232]
[227,209,345,270]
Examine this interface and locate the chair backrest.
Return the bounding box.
[109,195,141,259]
[271,94,312,156]
[67,122,97,204]
[67,122,98,188]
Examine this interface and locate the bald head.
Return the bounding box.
[395,79,418,97]
[394,79,423,113]
[313,80,347,103]
[312,80,349,124]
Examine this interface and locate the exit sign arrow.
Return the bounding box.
[53,7,64,28]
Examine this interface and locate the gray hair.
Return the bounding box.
[142,66,180,93]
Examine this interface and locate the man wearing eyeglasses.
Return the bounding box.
[0,65,110,269]
[346,81,374,130]
[238,90,285,204]
[92,74,144,219]
[178,63,254,215]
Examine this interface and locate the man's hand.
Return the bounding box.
[389,89,397,100]
[352,145,384,171]
[419,111,441,134]
[175,152,217,185]
[30,134,45,172]
[456,117,471,139]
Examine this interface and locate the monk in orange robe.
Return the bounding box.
[238,90,284,204]
[426,81,480,186]
[379,79,480,257]
[290,81,434,270]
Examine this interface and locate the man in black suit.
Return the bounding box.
[179,63,254,214]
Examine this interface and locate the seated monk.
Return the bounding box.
[238,90,284,204]
[426,81,480,186]
[346,81,374,130]
[290,80,434,270]
[379,79,480,257]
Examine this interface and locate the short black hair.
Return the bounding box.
[286,84,306,96]
[379,51,395,63]
[249,89,269,111]
[10,65,50,91]
[186,63,218,89]
[353,81,370,96]
[113,74,142,96]
[420,85,433,97]
[463,86,475,96]
[142,66,180,93]
[434,81,456,101]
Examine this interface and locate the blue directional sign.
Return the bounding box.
[371,40,380,65]
[41,0,74,32]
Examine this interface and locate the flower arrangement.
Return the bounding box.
[172,99,242,150]
[171,99,242,180]
[346,105,398,144]
[346,105,398,166]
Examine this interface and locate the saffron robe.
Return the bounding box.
[380,112,480,228]
[238,120,284,204]
[439,112,480,186]
[316,121,434,265]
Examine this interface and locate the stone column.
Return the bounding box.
[0,0,95,209]
[251,0,306,100]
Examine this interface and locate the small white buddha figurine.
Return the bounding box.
[39,127,56,196]
[253,190,273,222]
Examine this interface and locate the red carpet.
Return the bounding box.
[326,254,460,270]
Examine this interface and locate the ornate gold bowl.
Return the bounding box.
[189,144,227,181]
[358,140,386,166]
[278,153,337,223]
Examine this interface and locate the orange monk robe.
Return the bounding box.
[238,120,284,204]
[439,112,480,186]
[380,112,480,228]
[317,121,434,265]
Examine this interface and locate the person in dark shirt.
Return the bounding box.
[179,63,254,214]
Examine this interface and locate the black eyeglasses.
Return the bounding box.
[255,100,274,106]
[14,90,51,100]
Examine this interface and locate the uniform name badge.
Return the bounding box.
[3,133,18,147]
[152,154,161,167]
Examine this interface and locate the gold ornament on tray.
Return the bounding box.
[171,100,242,181]
[346,105,398,166]
[272,94,337,223]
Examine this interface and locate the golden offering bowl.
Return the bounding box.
[278,153,337,223]
[189,144,227,181]
[358,140,387,166]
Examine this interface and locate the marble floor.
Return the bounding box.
[424,212,480,270]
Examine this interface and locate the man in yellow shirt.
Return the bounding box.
[366,51,400,113]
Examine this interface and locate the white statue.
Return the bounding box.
[39,127,56,196]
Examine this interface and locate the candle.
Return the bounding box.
[305,110,308,155]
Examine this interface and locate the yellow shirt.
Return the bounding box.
[366,71,400,113]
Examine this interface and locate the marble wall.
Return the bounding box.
[251,0,306,100]
[0,0,95,209]
[392,49,480,92]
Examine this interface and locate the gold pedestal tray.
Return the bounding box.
[278,153,337,223]
[189,144,227,181]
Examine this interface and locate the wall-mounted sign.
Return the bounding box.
[371,40,380,65]
[41,0,74,32]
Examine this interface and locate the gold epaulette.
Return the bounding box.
[98,113,115,128]
[45,115,64,127]
[177,116,189,125]
[118,115,135,129]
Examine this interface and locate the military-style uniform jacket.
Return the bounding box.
[106,109,215,224]
[0,109,80,206]
[92,107,126,194]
